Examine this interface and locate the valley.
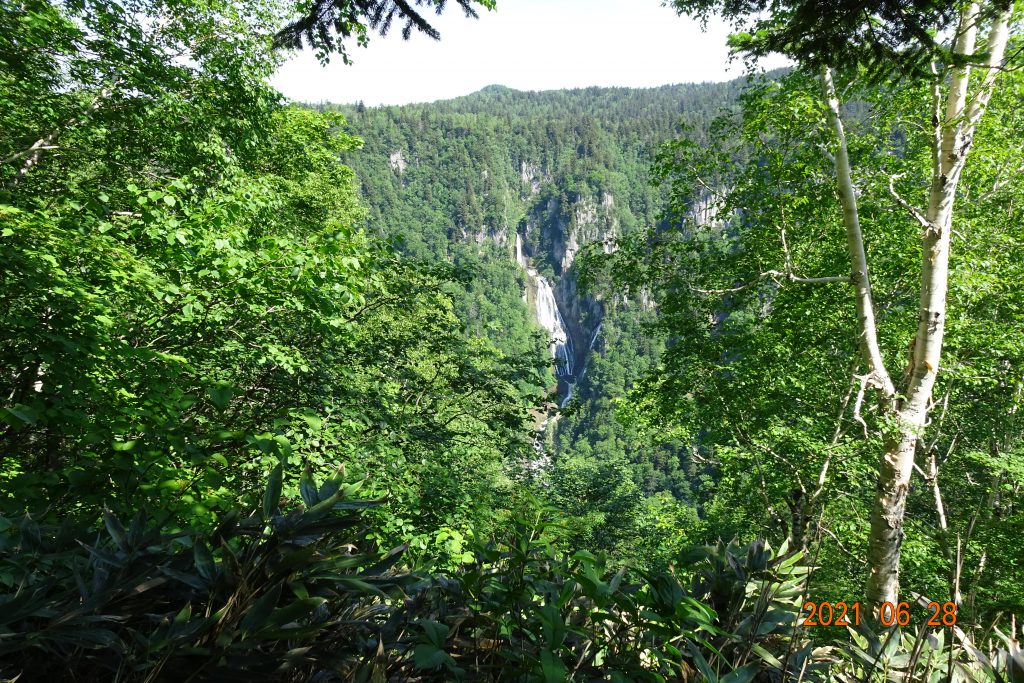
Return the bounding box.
[329,80,744,451]
[4,0,1023,678]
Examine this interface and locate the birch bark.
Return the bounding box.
[863,1,1011,608]
[821,67,895,401]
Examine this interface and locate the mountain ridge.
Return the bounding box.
[318,69,790,109]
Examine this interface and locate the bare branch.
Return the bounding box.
[829,360,861,446]
[780,217,851,284]
[689,268,848,295]
[816,143,835,165]
[852,373,871,438]
[815,364,861,501]
[975,161,1024,203]
[735,426,806,493]
[929,444,951,533]
[923,390,952,454]
[0,145,61,165]
[6,79,123,185]
[780,222,794,273]
[818,523,867,565]
[888,173,931,231]
[791,274,849,284]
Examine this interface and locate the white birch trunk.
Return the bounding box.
[864,1,1011,608]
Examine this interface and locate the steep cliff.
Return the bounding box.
[516,187,617,405]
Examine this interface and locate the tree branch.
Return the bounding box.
[964,6,1013,131]
[818,523,867,566]
[851,372,871,438]
[821,66,895,398]
[887,173,932,231]
[7,80,123,184]
[974,161,1024,203]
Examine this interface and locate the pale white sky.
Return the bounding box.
[271,0,787,105]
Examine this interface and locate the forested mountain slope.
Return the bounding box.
[321,78,751,560]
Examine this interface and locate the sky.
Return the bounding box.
[270,0,788,106]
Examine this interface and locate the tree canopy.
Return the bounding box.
[669,0,971,77]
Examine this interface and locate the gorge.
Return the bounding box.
[516,232,580,409]
[330,79,748,471]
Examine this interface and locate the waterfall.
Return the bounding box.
[515,233,527,268]
[559,383,574,409]
[516,230,602,413]
[533,274,574,378]
[514,231,603,474]
[518,232,574,379]
[559,326,600,409]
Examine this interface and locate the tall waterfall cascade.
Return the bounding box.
[515,232,591,409]
[515,232,604,470]
[534,276,575,379]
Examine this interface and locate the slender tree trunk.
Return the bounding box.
[5,82,120,185]
[864,2,1011,609]
[821,67,895,399]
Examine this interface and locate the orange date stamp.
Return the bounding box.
[801,601,957,627]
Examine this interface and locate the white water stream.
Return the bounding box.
[516,234,575,382]
[516,233,603,462]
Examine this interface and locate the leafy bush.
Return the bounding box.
[3,471,1023,681]
[0,465,412,681]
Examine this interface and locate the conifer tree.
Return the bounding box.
[275,0,495,63]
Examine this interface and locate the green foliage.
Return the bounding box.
[0,467,414,681]
[1,0,540,560]
[275,0,496,64]
[327,79,757,567]
[11,494,1017,681]
[668,0,956,80]
[4,0,1024,677]
[603,61,1024,623]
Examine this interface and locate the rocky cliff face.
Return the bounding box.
[514,177,619,407]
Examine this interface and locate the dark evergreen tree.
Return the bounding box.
[275,0,493,62]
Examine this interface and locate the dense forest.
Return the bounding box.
[327,78,752,564]
[2,0,1023,681]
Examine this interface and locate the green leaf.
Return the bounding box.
[240,584,283,633]
[418,619,448,649]
[207,383,233,412]
[263,464,283,519]
[1,404,37,426]
[299,467,318,507]
[103,509,128,553]
[174,603,192,624]
[687,643,718,683]
[194,541,215,583]
[262,597,327,630]
[413,643,454,671]
[722,663,759,683]
[540,649,568,682]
